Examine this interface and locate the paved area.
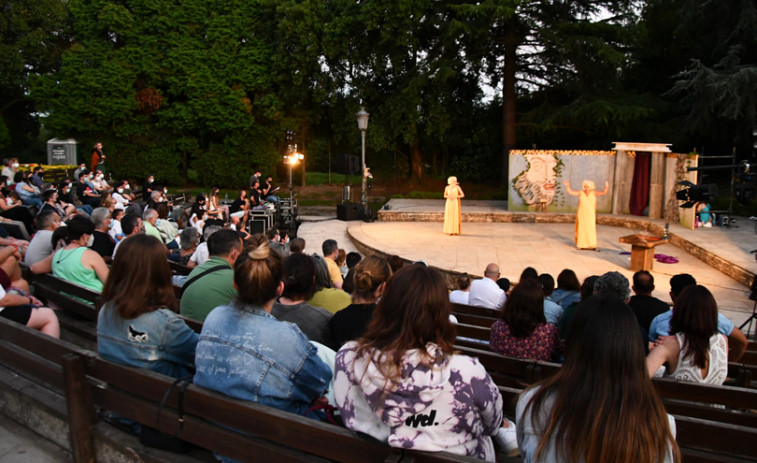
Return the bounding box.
[0,414,69,463]
[299,200,757,334]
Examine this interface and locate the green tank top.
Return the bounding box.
[51,246,103,293]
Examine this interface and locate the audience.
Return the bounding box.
[187,224,221,269]
[307,254,352,314]
[112,213,143,259]
[180,229,241,321]
[169,227,199,266]
[193,236,332,427]
[0,175,35,234]
[646,285,727,384]
[334,263,508,460]
[628,270,670,333]
[271,253,334,347]
[289,237,306,254]
[89,207,116,259]
[558,275,599,338]
[551,269,581,311]
[24,210,60,265]
[0,245,59,337]
[648,273,747,362]
[322,239,344,289]
[341,251,362,294]
[98,234,197,378]
[537,273,563,325]
[31,215,109,293]
[490,279,561,362]
[468,263,506,310]
[516,295,680,463]
[449,273,471,304]
[330,256,391,347]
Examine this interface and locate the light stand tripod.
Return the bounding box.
[739,259,757,337]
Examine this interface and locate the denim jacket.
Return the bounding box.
[97,304,198,378]
[194,302,332,416]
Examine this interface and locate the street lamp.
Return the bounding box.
[356,107,369,218]
[284,150,304,208]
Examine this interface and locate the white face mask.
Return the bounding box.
[163,188,168,194]
[97,174,104,180]
[117,188,124,193]
[149,178,154,183]
[12,163,18,168]
[86,234,94,247]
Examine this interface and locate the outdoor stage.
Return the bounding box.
[321,199,756,331]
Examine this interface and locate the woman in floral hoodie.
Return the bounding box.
[334,264,505,460]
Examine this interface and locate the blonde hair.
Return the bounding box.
[582,180,596,190]
[447,176,457,185]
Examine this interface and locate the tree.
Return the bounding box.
[32,0,285,185]
[0,0,70,157]
[666,0,757,155]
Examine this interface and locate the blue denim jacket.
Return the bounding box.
[97,304,198,378]
[194,302,332,416]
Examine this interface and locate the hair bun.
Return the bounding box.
[248,241,270,260]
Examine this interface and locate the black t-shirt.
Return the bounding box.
[628,294,670,333]
[230,198,246,214]
[329,303,376,348]
[90,230,115,258]
[249,188,261,206]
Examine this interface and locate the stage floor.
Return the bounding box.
[299,199,757,331]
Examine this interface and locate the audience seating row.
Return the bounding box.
[14,271,757,461]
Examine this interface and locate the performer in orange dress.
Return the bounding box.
[563,179,608,250]
[444,176,464,235]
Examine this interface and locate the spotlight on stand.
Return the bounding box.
[676,180,718,208]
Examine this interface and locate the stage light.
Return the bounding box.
[676,181,718,208]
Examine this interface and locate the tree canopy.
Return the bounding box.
[0,0,751,187]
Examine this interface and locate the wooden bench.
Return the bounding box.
[0,318,481,463]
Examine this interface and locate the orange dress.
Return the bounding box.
[575,190,597,249]
[444,185,462,235]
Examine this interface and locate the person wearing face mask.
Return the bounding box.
[2,159,19,185]
[76,172,102,209]
[58,179,93,215]
[30,215,110,293]
[0,175,35,235]
[12,172,42,209]
[143,174,156,198]
[31,167,46,189]
[112,180,141,216]
[91,169,112,194]
[39,188,77,220]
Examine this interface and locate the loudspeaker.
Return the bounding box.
[248,218,267,234]
[337,203,363,221]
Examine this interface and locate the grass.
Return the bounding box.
[305,172,350,185]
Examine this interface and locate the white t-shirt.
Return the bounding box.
[189,242,209,266]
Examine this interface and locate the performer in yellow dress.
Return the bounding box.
[444,176,464,235]
[563,179,609,250]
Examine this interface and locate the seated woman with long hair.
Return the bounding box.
[97,234,197,377]
[193,236,332,419]
[646,285,727,384]
[489,279,561,361]
[551,269,581,311]
[329,255,391,347]
[517,295,680,463]
[334,264,505,460]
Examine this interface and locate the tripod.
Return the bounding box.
[739,265,757,337]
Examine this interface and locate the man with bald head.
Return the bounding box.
[467,263,506,310]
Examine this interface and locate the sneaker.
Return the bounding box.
[704,222,712,228]
[494,419,519,457]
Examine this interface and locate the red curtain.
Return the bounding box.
[629,152,651,216]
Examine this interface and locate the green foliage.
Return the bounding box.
[305,172,349,186]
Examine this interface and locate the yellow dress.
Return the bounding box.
[575,190,597,249]
[444,185,462,235]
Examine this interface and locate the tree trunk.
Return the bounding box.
[502,27,517,189]
[411,142,423,180]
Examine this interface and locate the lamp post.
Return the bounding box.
[284,150,303,231]
[356,107,370,218]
